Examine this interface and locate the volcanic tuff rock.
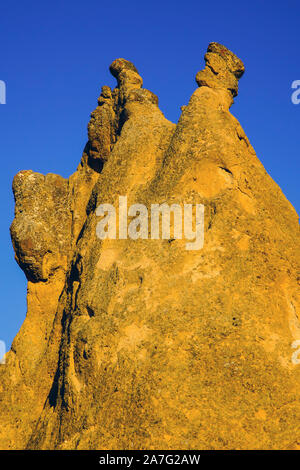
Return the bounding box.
[0,43,299,450]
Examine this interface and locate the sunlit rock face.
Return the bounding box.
[0,43,299,450]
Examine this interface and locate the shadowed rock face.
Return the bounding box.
[0,43,299,450]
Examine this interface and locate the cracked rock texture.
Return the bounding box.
[0,43,299,450]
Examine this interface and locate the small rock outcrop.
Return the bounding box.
[0,43,299,450]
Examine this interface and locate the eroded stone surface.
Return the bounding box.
[0,43,299,450]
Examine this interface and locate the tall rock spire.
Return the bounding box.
[196,42,245,106]
[0,44,299,450]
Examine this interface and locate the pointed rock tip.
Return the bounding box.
[109,58,143,89]
[195,42,245,101]
[207,42,245,78]
[109,58,139,77]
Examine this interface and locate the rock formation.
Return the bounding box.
[0,43,299,450]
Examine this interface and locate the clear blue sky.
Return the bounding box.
[0,0,299,349]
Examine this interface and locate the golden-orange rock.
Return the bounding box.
[0,43,299,450]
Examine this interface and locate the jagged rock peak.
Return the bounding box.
[80,57,159,172]
[196,42,245,101]
[109,58,143,89]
